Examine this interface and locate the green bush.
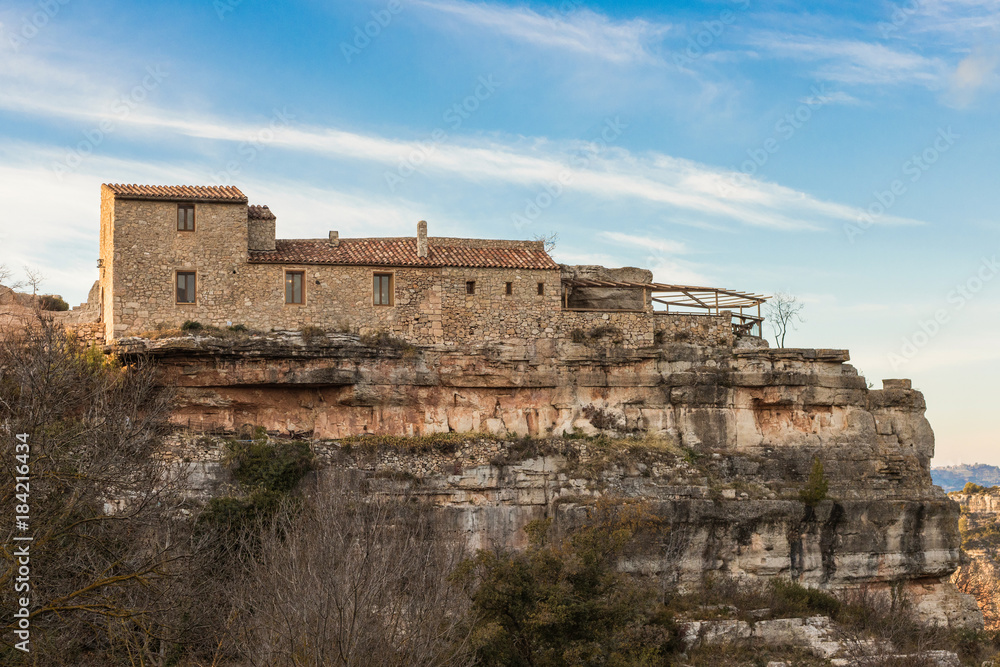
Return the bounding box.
[962,481,987,494]
[38,294,69,311]
[181,320,203,331]
[358,330,418,356]
[664,575,839,623]
[799,458,829,506]
[770,578,840,618]
[961,521,1000,553]
[226,439,314,494]
[454,501,679,666]
[197,438,313,541]
[197,490,283,535]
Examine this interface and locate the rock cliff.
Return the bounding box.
[949,490,1000,630]
[120,331,982,628]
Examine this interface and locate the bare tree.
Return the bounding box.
[0,263,25,291]
[765,291,804,348]
[533,231,558,253]
[229,471,475,667]
[0,316,195,665]
[22,266,44,296]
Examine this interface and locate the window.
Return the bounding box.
[537,282,545,296]
[505,282,513,295]
[177,204,195,231]
[176,271,196,303]
[466,281,476,295]
[373,273,393,306]
[285,271,305,304]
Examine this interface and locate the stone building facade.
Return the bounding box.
[95,184,762,347]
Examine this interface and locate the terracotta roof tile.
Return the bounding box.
[249,239,558,270]
[247,204,276,220]
[103,184,247,202]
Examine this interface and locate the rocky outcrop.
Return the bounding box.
[561,264,651,311]
[120,331,982,628]
[680,616,962,665]
[950,490,1000,629]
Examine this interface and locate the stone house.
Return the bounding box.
[95,183,766,347]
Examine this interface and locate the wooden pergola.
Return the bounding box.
[561,278,770,337]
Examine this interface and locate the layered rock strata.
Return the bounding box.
[120,332,981,628]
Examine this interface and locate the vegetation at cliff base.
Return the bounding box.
[454,501,679,666]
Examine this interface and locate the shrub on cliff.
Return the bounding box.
[962,481,988,494]
[454,500,679,666]
[800,458,829,506]
[197,437,314,544]
[227,437,313,493]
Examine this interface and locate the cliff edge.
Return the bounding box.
[119,330,982,628]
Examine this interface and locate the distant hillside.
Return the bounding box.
[932,464,1000,492]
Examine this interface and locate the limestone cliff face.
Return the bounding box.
[122,332,982,628]
[950,490,1000,629]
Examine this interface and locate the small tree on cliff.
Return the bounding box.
[766,292,805,348]
[800,458,829,506]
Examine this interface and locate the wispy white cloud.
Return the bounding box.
[747,33,946,87]
[410,0,672,64]
[644,256,711,286]
[0,56,925,234]
[911,0,1000,38]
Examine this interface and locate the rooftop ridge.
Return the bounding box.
[103,183,247,202]
[248,237,557,270]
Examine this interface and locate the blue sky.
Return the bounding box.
[1,0,999,464]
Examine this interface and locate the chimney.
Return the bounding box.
[417,220,428,258]
[247,205,276,251]
[329,231,339,247]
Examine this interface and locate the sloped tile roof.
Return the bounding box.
[249,239,559,270]
[103,184,247,202]
[247,204,276,220]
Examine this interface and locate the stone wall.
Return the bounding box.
[247,217,275,251]
[100,196,574,346]
[99,186,114,339]
[101,194,249,340]
[99,195,760,349]
[66,322,105,345]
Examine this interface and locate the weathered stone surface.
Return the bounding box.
[132,333,981,628]
[561,264,651,311]
[949,489,1000,630]
[681,615,962,664]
